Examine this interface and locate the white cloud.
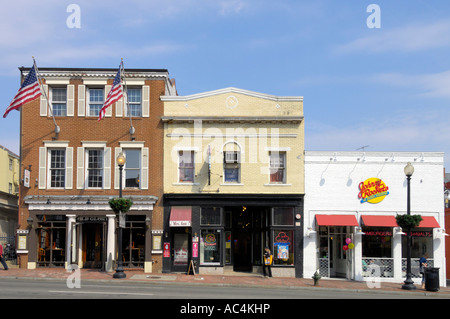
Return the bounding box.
[336,20,450,54]
[373,70,450,98]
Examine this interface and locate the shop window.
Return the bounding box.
[200,229,221,265]
[36,215,66,267]
[362,227,393,258]
[121,216,145,268]
[272,207,294,226]
[272,230,294,266]
[402,229,433,258]
[178,151,194,182]
[200,207,222,226]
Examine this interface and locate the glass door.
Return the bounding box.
[172,231,190,272]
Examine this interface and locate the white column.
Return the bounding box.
[354,232,363,281]
[106,214,116,272]
[393,228,403,282]
[66,214,76,269]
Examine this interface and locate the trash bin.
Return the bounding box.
[424,267,440,292]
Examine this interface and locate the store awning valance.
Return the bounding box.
[169,206,192,227]
[315,214,359,226]
[418,216,440,228]
[361,215,398,227]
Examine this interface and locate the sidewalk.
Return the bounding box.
[1,267,449,297]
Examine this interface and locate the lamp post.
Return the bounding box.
[113,152,126,279]
[402,162,415,290]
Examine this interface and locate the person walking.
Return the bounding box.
[0,243,9,270]
[263,247,272,278]
[419,253,428,289]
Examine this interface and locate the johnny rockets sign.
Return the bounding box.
[358,178,389,204]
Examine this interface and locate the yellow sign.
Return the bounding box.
[358,178,389,204]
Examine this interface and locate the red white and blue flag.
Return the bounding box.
[3,64,42,118]
[98,63,123,121]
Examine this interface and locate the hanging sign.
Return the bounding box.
[358,178,389,204]
[163,242,170,258]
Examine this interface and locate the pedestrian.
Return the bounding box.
[0,243,9,271]
[419,253,428,289]
[263,247,272,278]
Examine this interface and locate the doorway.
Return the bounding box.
[233,232,252,271]
[82,223,105,269]
[172,230,190,273]
[318,226,352,278]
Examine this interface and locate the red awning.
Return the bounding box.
[169,206,192,227]
[361,215,398,227]
[316,214,359,226]
[418,216,440,228]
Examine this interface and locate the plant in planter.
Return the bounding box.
[108,198,133,214]
[396,214,422,231]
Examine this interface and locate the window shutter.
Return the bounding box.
[141,147,149,189]
[67,85,74,116]
[77,85,85,117]
[105,85,112,117]
[38,147,46,189]
[40,85,48,116]
[65,147,73,189]
[104,147,111,189]
[77,147,85,189]
[116,99,123,117]
[142,85,150,117]
[114,147,122,189]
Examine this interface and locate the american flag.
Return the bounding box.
[3,64,42,118]
[98,64,123,121]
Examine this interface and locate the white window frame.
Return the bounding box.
[269,151,286,184]
[115,142,149,190]
[86,87,104,117]
[85,148,104,189]
[50,86,67,117]
[125,87,142,117]
[47,148,66,189]
[178,150,195,183]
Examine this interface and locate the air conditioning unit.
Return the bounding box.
[224,152,239,164]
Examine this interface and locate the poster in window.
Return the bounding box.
[276,243,289,261]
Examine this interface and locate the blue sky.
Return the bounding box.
[1,0,450,168]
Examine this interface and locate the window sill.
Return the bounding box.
[173,182,200,186]
[264,183,291,187]
[220,183,244,186]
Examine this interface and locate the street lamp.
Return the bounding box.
[113,152,126,279]
[402,162,415,290]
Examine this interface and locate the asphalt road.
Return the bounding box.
[0,277,446,300]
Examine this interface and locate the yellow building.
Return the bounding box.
[161,88,304,277]
[0,145,19,240]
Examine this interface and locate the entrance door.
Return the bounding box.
[233,232,252,271]
[172,231,190,272]
[83,223,104,269]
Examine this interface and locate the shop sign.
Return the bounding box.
[364,231,393,237]
[358,178,389,204]
[163,242,170,258]
[411,231,432,237]
[204,233,217,251]
[274,231,290,261]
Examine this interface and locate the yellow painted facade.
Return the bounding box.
[0,145,19,237]
[162,87,304,195]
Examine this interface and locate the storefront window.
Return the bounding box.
[402,229,433,258]
[201,207,222,226]
[200,229,221,265]
[272,230,294,266]
[36,215,66,267]
[122,215,145,268]
[362,227,393,258]
[272,207,294,226]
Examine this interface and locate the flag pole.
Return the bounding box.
[33,57,60,137]
[120,58,135,139]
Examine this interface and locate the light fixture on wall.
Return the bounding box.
[356,227,365,235]
[395,227,406,236]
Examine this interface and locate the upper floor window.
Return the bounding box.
[51,87,67,116]
[88,88,104,117]
[86,149,103,188]
[269,152,286,184]
[49,149,65,188]
[224,151,240,183]
[127,88,142,117]
[178,151,194,183]
[124,149,141,188]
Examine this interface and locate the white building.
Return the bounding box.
[304,151,446,287]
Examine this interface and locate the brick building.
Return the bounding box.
[17,67,176,273]
[161,87,305,277]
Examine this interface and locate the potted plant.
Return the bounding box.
[108,198,133,214]
[396,214,422,231]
